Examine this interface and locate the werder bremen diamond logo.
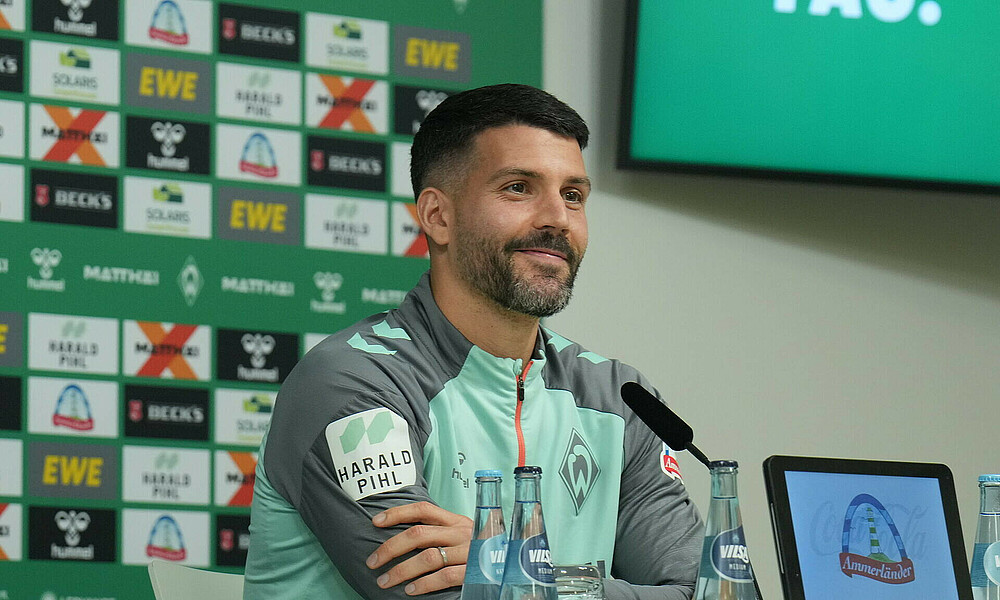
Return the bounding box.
[559,429,601,515]
[177,256,203,307]
[339,411,394,453]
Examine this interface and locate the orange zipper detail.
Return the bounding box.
[514,360,533,467]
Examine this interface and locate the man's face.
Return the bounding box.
[450,124,590,318]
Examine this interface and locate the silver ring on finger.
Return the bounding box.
[438,546,448,566]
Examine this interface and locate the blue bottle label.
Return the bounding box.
[710,526,754,582]
[503,533,555,586]
[465,533,507,585]
[972,542,1000,587]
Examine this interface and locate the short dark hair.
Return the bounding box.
[409,83,589,200]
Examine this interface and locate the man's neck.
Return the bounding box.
[428,268,539,364]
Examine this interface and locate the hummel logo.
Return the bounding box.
[151,122,186,157]
[314,272,342,302]
[31,248,62,279]
[241,333,274,368]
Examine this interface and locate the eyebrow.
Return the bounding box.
[488,167,592,191]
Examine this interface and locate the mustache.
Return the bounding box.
[504,231,580,265]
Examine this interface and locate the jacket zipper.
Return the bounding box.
[514,360,533,467]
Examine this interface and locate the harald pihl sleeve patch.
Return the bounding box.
[325,407,416,501]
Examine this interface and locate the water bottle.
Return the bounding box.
[499,466,557,600]
[461,469,507,600]
[971,474,1000,600]
[694,460,758,600]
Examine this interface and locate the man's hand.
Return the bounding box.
[366,501,474,595]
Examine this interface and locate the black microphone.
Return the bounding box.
[621,381,764,600]
[620,381,712,469]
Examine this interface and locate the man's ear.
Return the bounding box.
[416,187,453,247]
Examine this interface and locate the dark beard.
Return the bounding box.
[457,229,583,318]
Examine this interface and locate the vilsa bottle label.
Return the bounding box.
[504,533,555,585]
[711,526,754,582]
[972,541,1000,587]
[465,533,507,585]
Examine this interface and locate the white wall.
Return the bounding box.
[543,1,1000,596]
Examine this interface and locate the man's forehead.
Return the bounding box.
[470,125,588,177]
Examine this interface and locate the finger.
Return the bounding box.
[402,564,466,596]
[368,524,470,568]
[373,501,466,528]
[375,546,466,591]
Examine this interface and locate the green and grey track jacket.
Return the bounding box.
[243,273,703,599]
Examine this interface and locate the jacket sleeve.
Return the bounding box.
[262,340,461,600]
[606,375,704,600]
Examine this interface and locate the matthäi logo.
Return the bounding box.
[310,272,346,314]
[177,256,203,307]
[28,247,66,292]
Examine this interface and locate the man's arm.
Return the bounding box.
[261,343,469,598]
[607,379,704,600]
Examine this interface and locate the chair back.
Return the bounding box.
[148,559,245,600]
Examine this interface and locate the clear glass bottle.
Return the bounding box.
[694,460,758,600]
[971,474,1000,600]
[461,469,507,600]
[499,466,557,600]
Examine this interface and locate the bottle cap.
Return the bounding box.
[475,469,503,478]
[709,460,739,469]
[979,474,1000,483]
[514,465,542,475]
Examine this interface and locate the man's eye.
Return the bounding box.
[506,183,526,194]
[564,190,582,203]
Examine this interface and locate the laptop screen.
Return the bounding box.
[784,470,960,600]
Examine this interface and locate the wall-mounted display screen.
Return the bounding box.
[619,1,1000,192]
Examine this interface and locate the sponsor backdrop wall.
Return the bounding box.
[0,0,541,597]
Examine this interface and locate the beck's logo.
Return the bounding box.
[0,38,23,93]
[218,3,300,62]
[215,514,250,567]
[0,376,23,431]
[124,384,210,441]
[558,429,601,515]
[30,168,119,229]
[307,136,386,192]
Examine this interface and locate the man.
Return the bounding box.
[244,84,702,599]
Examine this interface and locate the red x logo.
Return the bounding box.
[136,322,199,379]
[317,76,376,132]
[41,106,108,166]
[401,204,429,258]
[224,452,257,506]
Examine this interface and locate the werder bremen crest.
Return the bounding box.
[559,429,601,514]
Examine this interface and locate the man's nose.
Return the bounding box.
[533,189,571,232]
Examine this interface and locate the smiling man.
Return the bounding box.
[244,84,702,600]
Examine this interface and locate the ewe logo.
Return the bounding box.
[774,0,942,25]
[149,0,189,45]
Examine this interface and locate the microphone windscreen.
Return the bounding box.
[620,381,694,452]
